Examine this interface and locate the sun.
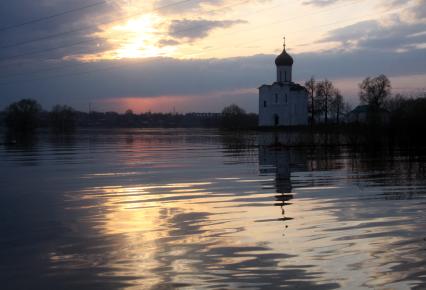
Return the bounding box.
[79,13,177,61]
[111,13,174,59]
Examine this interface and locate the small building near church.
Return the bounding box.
[258,40,308,127]
[346,105,390,124]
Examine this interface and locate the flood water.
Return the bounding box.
[1,129,426,289]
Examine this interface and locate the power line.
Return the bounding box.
[186,2,396,58]
[179,1,363,60]
[0,0,250,67]
[0,1,107,32]
[0,2,404,86]
[0,60,87,80]
[0,0,320,68]
[0,39,89,62]
[0,0,197,51]
[201,0,366,45]
[0,60,128,87]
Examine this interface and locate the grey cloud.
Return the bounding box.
[409,0,426,20]
[302,0,342,6]
[0,0,425,112]
[322,20,381,43]
[154,0,271,15]
[0,1,249,63]
[169,19,246,40]
[321,12,426,51]
[154,0,225,14]
[0,0,118,62]
[158,38,181,47]
[1,47,425,111]
[303,0,419,8]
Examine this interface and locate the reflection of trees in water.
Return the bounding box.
[220,131,257,164]
[221,130,426,201]
[346,146,426,199]
[306,146,343,172]
[3,129,38,147]
[2,130,40,166]
[301,142,426,199]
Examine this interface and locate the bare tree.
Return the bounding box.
[316,79,334,124]
[330,89,344,124]
[359,74,391,110]
[305,77,316,125]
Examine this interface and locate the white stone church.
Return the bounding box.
[258,40,308,127]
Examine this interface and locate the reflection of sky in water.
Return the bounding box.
[0,129,425,289]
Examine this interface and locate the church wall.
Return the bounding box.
[259,85,308,127]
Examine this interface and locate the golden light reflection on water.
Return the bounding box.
[63,176,288,287]
[61,170,426,289]
[80,182,213,236]
[9,131,421,289]
[2,129,426,290]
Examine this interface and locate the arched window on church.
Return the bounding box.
[279,71,282,82]
[264,100,267,108]
[285,71,287,82]
[285,94,288,104]
[275,94,278,103]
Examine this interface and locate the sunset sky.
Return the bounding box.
[0,0,425,113]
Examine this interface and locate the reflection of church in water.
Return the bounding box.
[258,135,307,221]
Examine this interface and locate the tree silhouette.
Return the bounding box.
[221,104,247,129]
[330,89,344,124]
[316,79,334,124]
[4,99,42,132]
[305,77,316,125]
[359,74,391,110]
[49,105,76,133]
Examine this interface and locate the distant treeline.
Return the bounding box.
[0,101,258,133]
[1,74,425,143]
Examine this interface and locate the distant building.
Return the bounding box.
[258,39,308,127]
[346,105,390,124]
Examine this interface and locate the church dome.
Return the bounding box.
[275,48,293,66]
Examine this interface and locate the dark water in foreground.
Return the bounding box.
[1,129,426,290]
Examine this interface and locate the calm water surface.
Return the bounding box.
[1,129,426,289]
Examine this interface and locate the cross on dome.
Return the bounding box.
[275,37,293,66]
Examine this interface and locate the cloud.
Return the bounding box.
[321,20,380,46]
[0,0,250,63]
[302,0,342,6]
[158,38,181,47]
[168,19,247,40]
[1,46,425,112]
[0,0,424,112]
[0,0,119,62]
[319,0,426,52]
[154,0,225,14]
[400,0,426,21]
